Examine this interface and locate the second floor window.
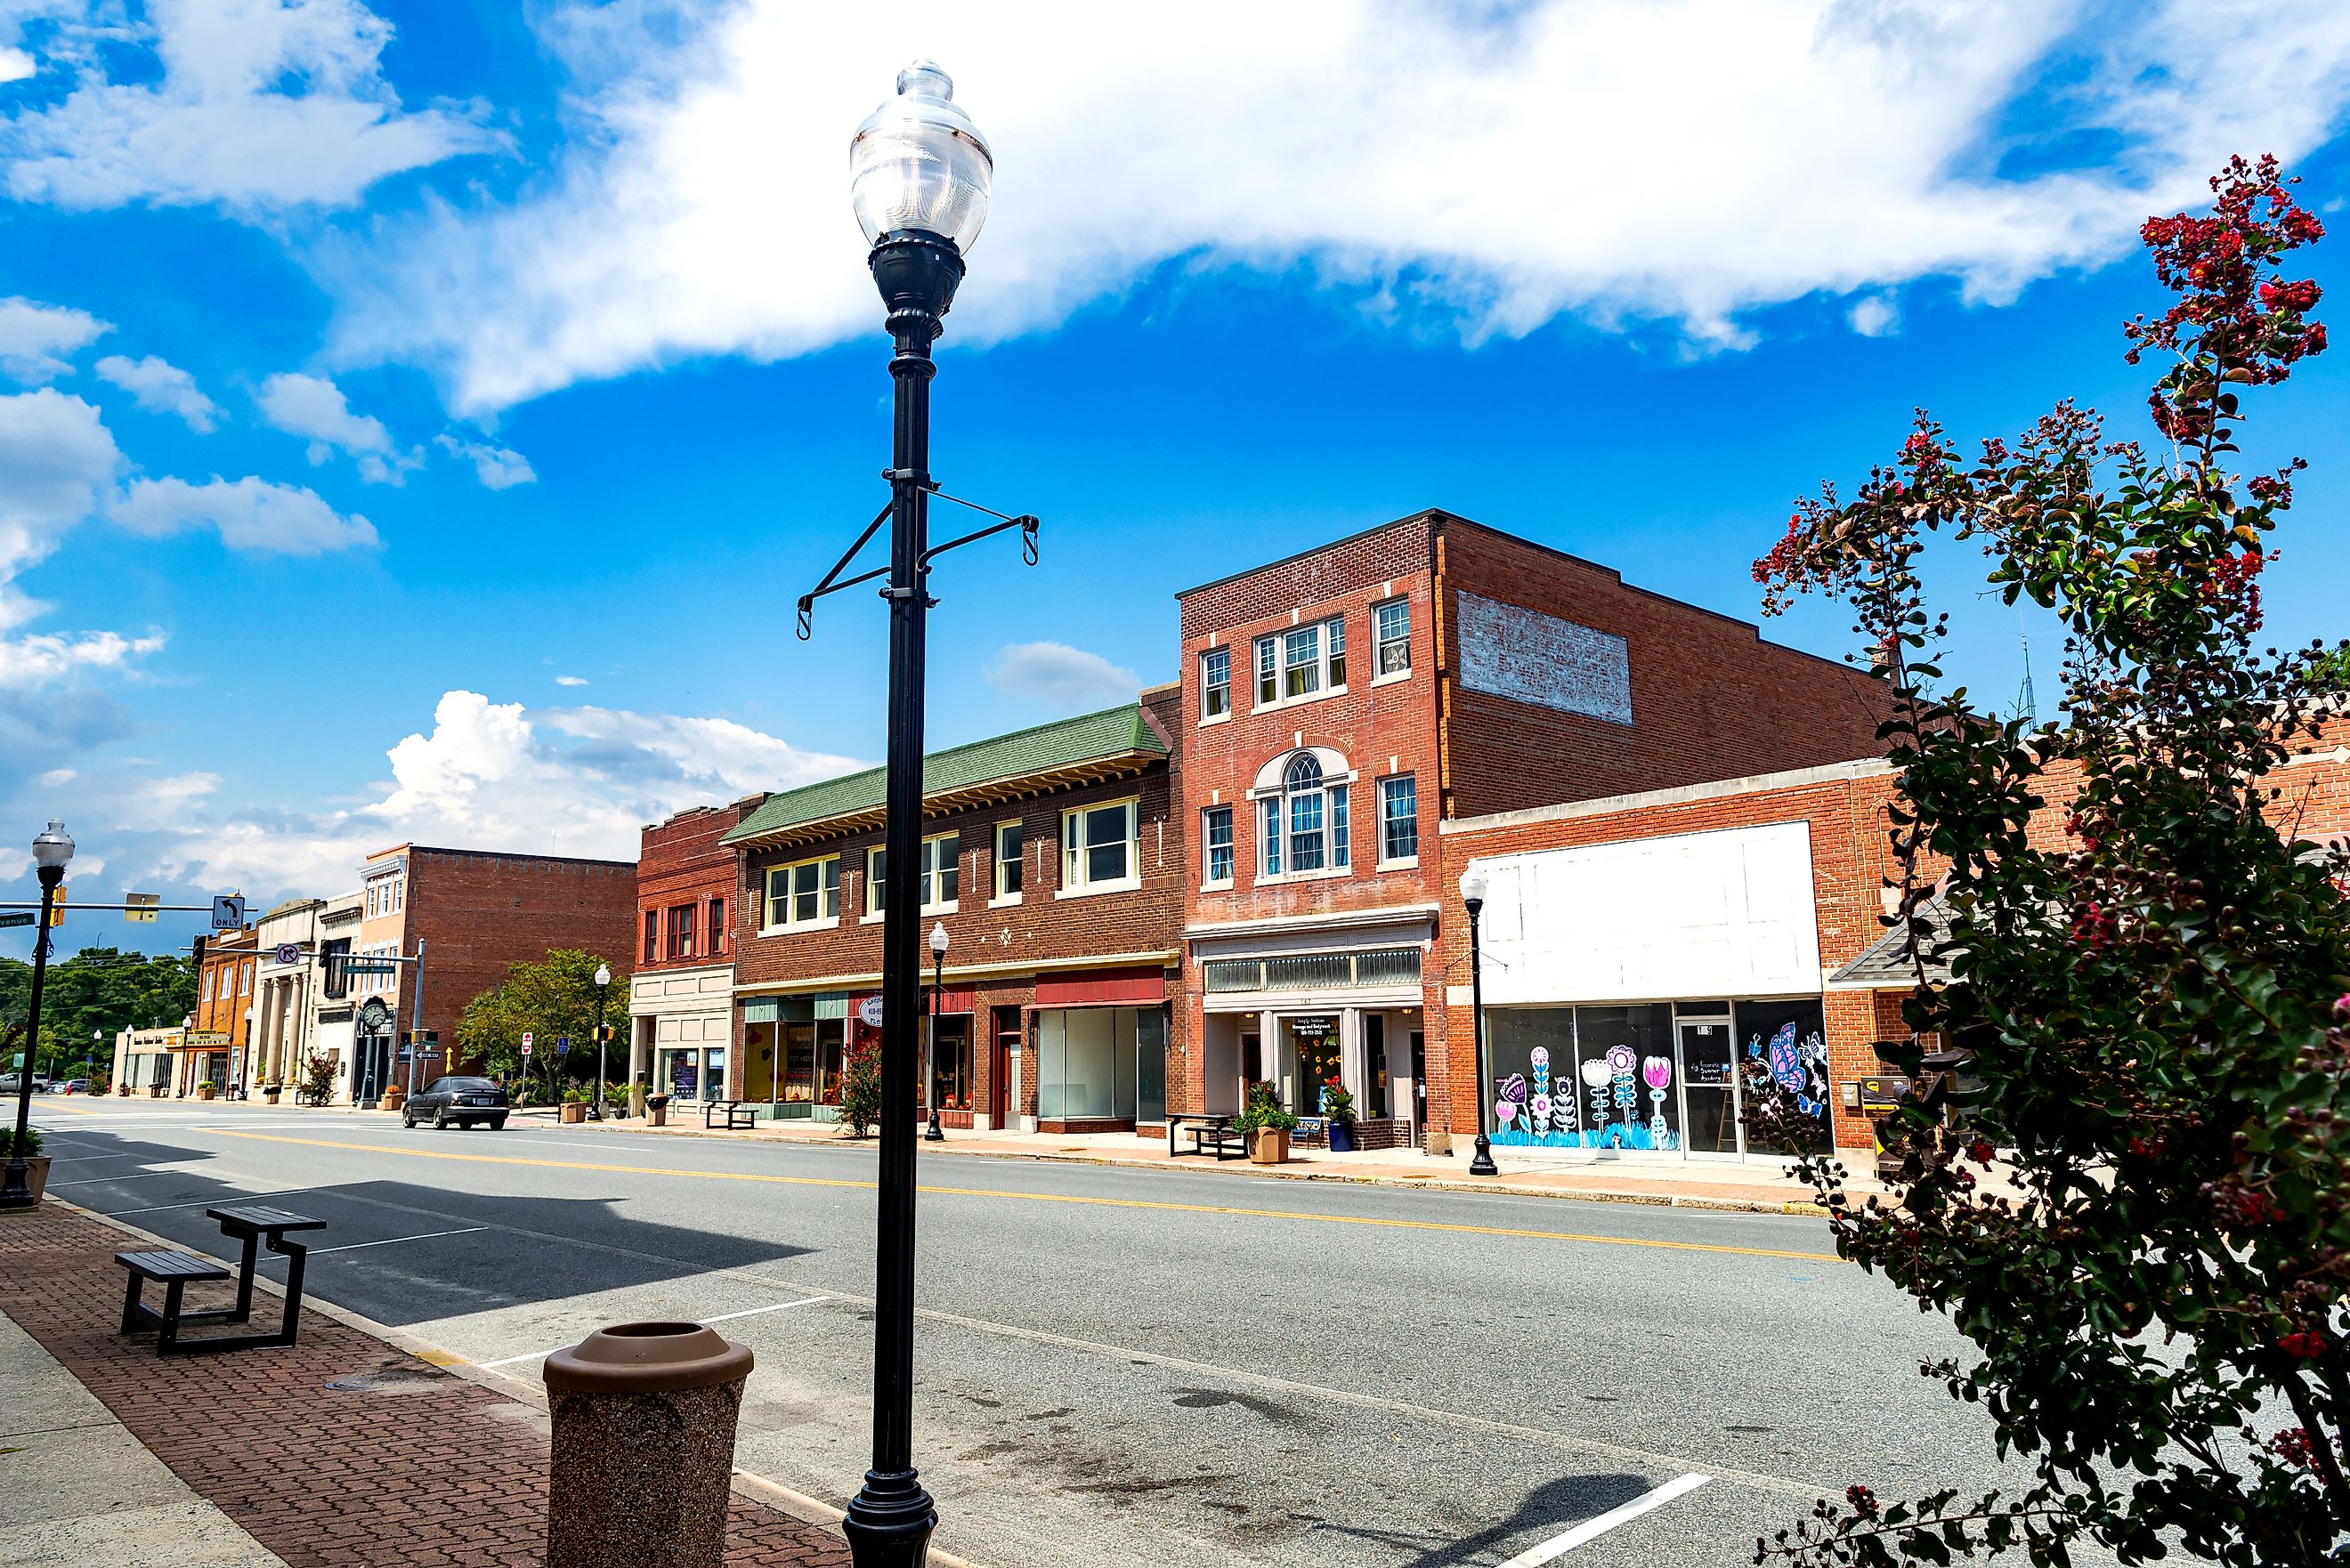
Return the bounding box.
[643,909,658,964]
[1201,647,1229,719]
[1379,773,1419,862]
[866,847,887,915]
[766,857,839,930]
[1257,617,1345,706]
[668,903,695,959]
[1374,598,1411,675]
[1263,753,1349,877]
[1203,805,1234,885]
[1061,800,1138,891]
[995,821,1023,899]
[921,834,960,911]
[708,896,726,953]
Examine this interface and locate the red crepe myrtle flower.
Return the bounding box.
[1844,1484,1880,1519]
[2280,1330,2328,1359]
[2259,277,2322,313]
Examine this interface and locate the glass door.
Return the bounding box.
[1677,1017,1740,1156]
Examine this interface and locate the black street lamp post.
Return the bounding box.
[1461,866,1498,1176]
[3,820,75,1208]
[592,962,612,1118]
[926,923,948,1143]
[832,61,995,1568]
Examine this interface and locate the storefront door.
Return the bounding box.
[1285,1016,1340,1116]
[1677,1017,1740,1156]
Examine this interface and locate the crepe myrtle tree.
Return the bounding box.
[1748,157,2350,1567]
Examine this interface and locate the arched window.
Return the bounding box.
[1260,751,1349,877]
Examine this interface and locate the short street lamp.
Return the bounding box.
[592,962,612,1117]
[926,923,948,1143]
[3,820,74,1208]
[840,61,993,1568]
[1460,865,1498,1177]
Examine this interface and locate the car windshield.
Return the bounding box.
[439,1078,497,1094]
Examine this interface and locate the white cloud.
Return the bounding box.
[94,353,221,431]
[434,432,536,489]
[0,628,163,687]
[0,47,34,85]
[0,0,499,212]
[555,675,588,687]
[0,386,122,628]
[256,370,389,457]
[0,295,109,383]
[50,689,867,903]
[326,1,2350,412]
[111,475,379,554]
[1848,294,1900,337]
[985,641,1142,710]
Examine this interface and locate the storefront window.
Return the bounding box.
[1734,998,1831,1154]
[1364,1015,1390,1119]
[1037,1007,1139,1119]
[930,1015,973,1111]
[1285,1015,1341,1115]
[1136,1008,1166,1123]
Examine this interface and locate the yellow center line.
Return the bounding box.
[213,1128,1839,1263]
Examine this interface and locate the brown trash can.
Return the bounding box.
[543,1321,754,1568]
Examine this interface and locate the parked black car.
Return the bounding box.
[401,1075,509,1130]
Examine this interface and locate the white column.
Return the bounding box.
[1339,1007,1365,1103]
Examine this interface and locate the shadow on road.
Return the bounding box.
[37,1124,824,1328]
[1308,1470,1656,1566]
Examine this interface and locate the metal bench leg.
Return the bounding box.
[156,1279,187,1355]
[121,1270,149,1335]
[270,1238,309,1346]
[231,1230,259,1323]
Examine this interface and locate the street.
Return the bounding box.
[30,1098,2022,1568]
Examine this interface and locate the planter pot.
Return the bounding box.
[263,1088,281,1105]
[561,1103,587,1124]
[1326,1119,1357,1153]
[195,1083,215,1102]
[10,1155,52,1201]
[1247,1128,1291,1165]
[649,1106,669,1128]
[147,1085,165,1099]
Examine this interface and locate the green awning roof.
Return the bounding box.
[723,703,1166,849]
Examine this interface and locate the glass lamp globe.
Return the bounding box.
[594,964,611,988]
[30,819,73,872]
[1459,866,1488,906]
[929,922,950,957]
[849,61,993,252]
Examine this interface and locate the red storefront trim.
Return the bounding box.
[1033,966,1166,1008]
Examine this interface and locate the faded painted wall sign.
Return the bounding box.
[1456,593,1633,725]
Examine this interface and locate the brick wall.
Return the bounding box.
[189,929,257,1090]
[639,796,762,974]
[403,847,639,1069]
[1438,520,1888,820]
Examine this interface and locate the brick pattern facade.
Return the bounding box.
[733,687,1187,1130]
[640,798,762,974]
[184,927,256,1094]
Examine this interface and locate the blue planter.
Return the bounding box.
[1327,1119,1357,1152]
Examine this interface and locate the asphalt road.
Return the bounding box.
[28,1098,2036,1568]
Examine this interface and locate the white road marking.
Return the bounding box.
[1495,1474,1713,1565]
[474,1293,831,1370]
[266,1226,488,1257]
[102,1187,319,1217]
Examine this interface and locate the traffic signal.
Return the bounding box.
[47,883,65,925]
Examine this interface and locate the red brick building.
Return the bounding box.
[1437,717,2350,1157]
[182,926,256,1095]
[1174,510,1886,1149]
[345,843,637,1103]
[725,696,1183,1133]
[629,797,765,1104]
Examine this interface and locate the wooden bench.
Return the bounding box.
[1168,1113,1248,1161]
[704,1099,758,1130]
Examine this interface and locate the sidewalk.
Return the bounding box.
[615,1112,1848,1215]
[0,1202,853,1568]
[0,1308,283,1568]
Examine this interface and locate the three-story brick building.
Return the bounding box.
[1175,510,1886,1151]
[726,696,1184,1133]
[631,797,765,1106]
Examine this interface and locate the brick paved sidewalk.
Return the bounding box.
[0,1203,851,1568]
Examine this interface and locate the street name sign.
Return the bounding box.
[0,912,33,929]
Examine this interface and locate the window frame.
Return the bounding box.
[864,847,887,919]
[1252,617,1347,712]
[1199,646,1231,723]
[1377,772,1420,866]
[707,894,726,955]
[1057,797,1141,897]
[1372,597,1412,681]
[643,909,659,964]
[1259,752,1352,881]
[993,820,1024,905]
[920,832,960,915]
[667,902,695,960]
[1202,804,1235,888]
[764,855,841,933]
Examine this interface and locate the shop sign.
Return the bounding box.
[857,996,886,1028]
[186,1030,231,1047]
[1289,1016,1337,1040]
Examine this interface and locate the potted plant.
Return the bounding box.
[1321,1076,1359,1152]
[561,1087,588,1124]
[1235,1080,1298,1165]
[382,1083,406,1112]
[3,1126,49,1201]
[195,1079,215,1101]
[300,1055,337,1108]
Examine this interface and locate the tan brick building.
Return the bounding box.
[346,844,637,1103]
[1174,510,1886,1152]
[725,697,1182,1133]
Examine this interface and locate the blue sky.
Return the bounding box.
[4,0,2349,963]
